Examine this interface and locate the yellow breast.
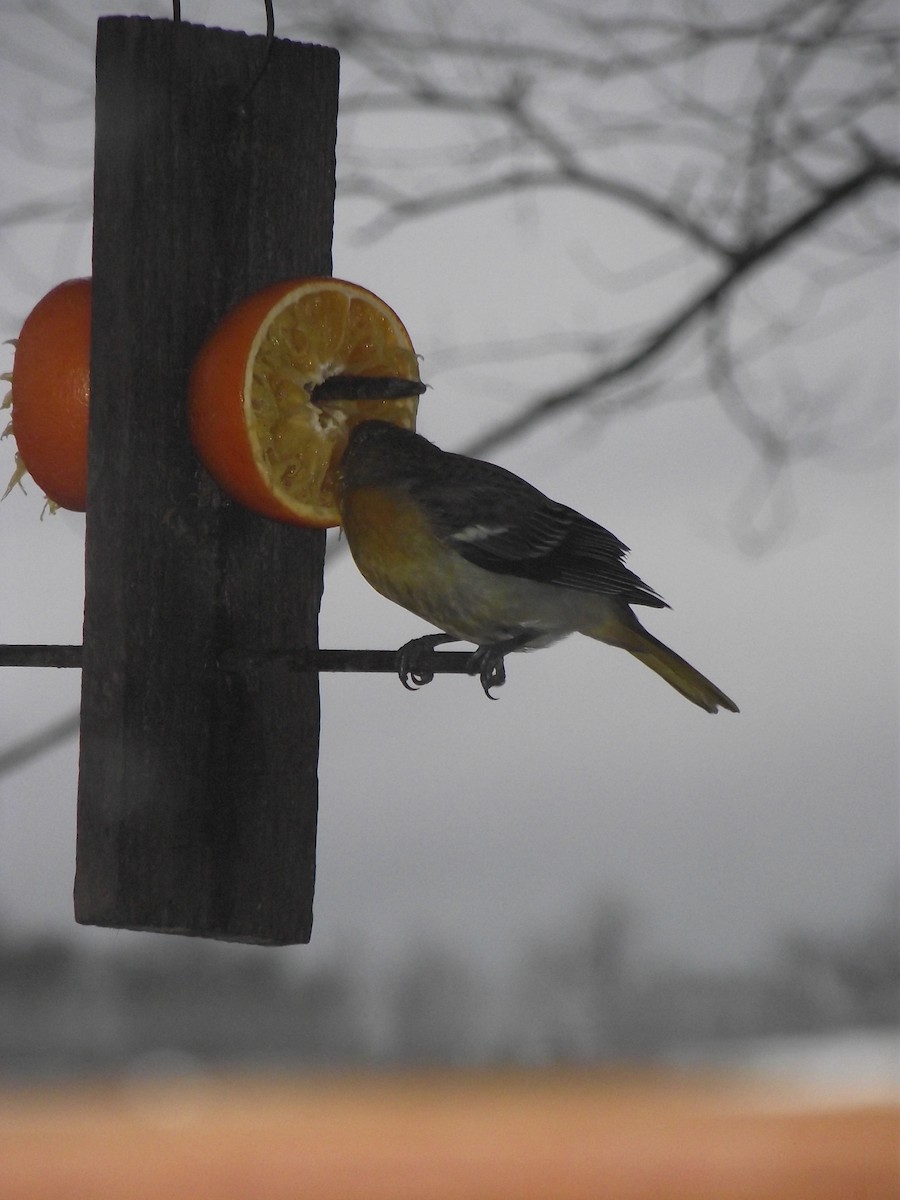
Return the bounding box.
[339,485,450,610]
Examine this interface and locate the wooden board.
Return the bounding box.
[75,18,339,944]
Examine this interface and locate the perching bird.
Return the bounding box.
[337,419,738,713]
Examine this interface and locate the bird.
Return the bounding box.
[336,419,739,713]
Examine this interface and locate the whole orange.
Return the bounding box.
[2,278,91,512]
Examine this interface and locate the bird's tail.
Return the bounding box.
[581,611,739,714]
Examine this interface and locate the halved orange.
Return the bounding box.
[189,278,421,527]
[2,277,91,512]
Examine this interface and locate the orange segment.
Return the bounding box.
[189,278,421,527]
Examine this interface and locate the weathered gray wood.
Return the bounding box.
[75,18,339,944]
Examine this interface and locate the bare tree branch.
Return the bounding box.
[305,0,899,486]
[463,158,897,457]
[3,0,897,479]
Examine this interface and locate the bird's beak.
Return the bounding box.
[308,374,427,404]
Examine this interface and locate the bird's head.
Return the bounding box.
[339,420,441,489]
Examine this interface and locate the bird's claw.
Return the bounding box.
[401,662,434,690]
[398,648,434,690]
[396,634,452,691]
[468,646,507,699]
[395,633,522,698]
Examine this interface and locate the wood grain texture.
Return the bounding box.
[75,18,339,944]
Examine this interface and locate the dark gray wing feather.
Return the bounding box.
[410,452,667,608]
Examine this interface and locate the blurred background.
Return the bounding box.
[1,0,897,1144]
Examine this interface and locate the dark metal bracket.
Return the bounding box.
[0,644,476,674]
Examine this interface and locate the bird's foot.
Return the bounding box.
[468,633,534,699]
[468,645,507,698]
[397,633,457,690]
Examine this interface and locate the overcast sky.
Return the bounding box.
[1,0,897,979]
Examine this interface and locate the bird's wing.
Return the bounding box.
[411,455,667,607]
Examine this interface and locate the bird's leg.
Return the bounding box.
[468,632,536,699]
[396,633,459,690]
